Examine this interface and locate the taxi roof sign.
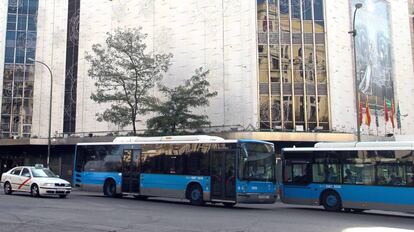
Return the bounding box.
[34,164,44,169]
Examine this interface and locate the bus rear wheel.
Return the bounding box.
[223,202,236,208]
[103,179,120,197]
[188,185,204,206]
[322,191,342,212]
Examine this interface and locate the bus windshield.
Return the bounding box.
[240,142,275,182]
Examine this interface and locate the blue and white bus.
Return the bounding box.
[280,141,414,213]
[73,135,276,206]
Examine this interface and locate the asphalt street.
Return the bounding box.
[0,191,413,232]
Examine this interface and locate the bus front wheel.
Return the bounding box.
[322,191,342,212]
[188,184,204,206]
[103,179,120,197]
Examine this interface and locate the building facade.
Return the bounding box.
[0,0,413,141]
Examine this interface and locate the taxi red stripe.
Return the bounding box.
[18,177,31,189]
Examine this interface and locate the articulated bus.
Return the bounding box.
[73,135,276,206]
[280,141,414,213]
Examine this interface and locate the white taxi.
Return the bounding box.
[1,165,71,198]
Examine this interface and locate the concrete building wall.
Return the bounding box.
[326,0,414,137]
[31,0,68,138]
[76,0,258,134]
[0,1,7,115]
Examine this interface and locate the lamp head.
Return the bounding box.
[355,3,363,9]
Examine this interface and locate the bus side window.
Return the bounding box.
[285,162,309,185]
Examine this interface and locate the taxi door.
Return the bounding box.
[9,167,23,190]
[18,168,32,192]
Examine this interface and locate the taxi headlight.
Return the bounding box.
[65,183,71,187]
[43,183,54,187]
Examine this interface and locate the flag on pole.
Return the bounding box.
[397,103,402,129]
[390,101,395,128]
[374,104,379,128]
[365,97,371,126]
[359,100,363,126]
[384,98,389,122]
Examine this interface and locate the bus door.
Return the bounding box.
[121,149,140,193]
[210,150,237,201]
[282,157,315,205]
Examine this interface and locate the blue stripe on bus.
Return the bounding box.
[282,183,414,205]
[237,181,276,194]
[141,174,210,192]
[74,171,122,186]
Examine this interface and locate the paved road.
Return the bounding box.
[0,191,413,232]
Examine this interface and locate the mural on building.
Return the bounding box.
[352,0,393,107]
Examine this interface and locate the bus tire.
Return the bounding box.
[321,190,342,212]
[103,179,120,197]
[188,184,204,206]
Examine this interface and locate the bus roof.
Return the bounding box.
[284,141,414,152]
[76,135,272,146]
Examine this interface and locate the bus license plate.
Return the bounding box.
[258,195,270,199]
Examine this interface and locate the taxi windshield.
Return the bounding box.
[30,168,57,178]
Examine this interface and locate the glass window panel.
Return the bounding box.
[317,70,327,84]
[283,96,293,129]
[7,14,16,30]
[291,0,301,19]
[282,69,292,84]
[314,0,324,21]
[281,45,291,70]
[18,0,29,14]
[15,48,25,63]
[5,47,15,63]
[294,96,304,124]
[1,116,11,131]
[312,163,325,182]
[3,82,13,98]
[8,0,18,13]
[302,0,312,20]
[28,0,38,14]
[318,96,329,123]
[16,32,26,49]
[376,164,407,186]
[4,64,14,81]
[1,99,12,115]
[271,96,282,126]
[23,82,34,98]
[280,0,290,32]
[314,21,324,33]
[303,20,313,34]
[307,96,317,123]
[259,70,269,83]
[316,45,326,69]
[14,65,24,80]
[6,31,16,47]
[24,65,35,81]
[12,98,23,115]
[343,164,375,185]
[17,14,27,31]
[260,96,270,129]
[24,115,32,124]
[26,48,35,63]
[13,82,23,97]
[271,71,281,83]
[259,56,269,71]
[27,15,37,31]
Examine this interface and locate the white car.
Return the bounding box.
[1,165,71,198]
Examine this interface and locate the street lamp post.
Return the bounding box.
[29,58,53,167]
[349,3,363,142]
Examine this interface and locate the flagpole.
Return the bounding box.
[375,96,379,136]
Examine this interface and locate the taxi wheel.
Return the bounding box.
[4,182,12,195]
[31,184,40,197]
